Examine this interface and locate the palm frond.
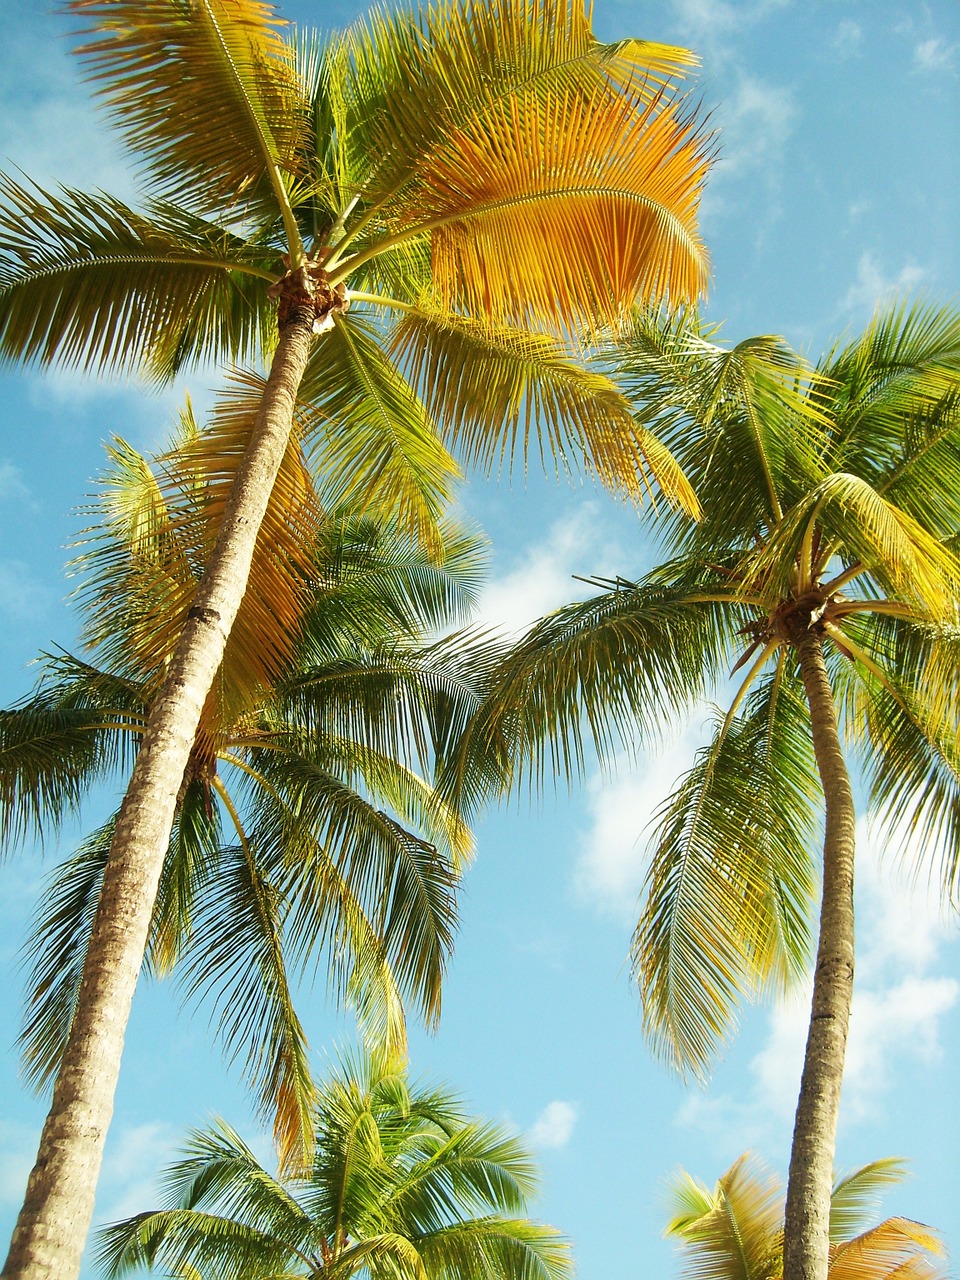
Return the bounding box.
[67,0,311,235]
[829,1159,911,1244]
[0,178,277,377]
[635,667,818,1078]
[665,1154,784,1280]
[389,306,698,512]
[297,313,461,550]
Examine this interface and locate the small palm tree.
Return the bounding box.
[94,1049,572,1280]
[3,405,488,1171]
[0,2,710,1271]
[452,300,960,1280]
[666,1153,946,1280]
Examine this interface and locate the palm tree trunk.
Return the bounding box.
[3,303,318,1280]
[783,628,857,1280]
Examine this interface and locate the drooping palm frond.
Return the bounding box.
[389,306,699,513]
[635,667,818,1077]
[0,178,278,377]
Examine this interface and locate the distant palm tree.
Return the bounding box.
[453,300,960,1280]
[2,404,487,1173]
[666,1153,946,1280]
[0,2,710,1271]
[95,1049,572,1280]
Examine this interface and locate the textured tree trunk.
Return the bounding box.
[2,304,317,1280]
[783,628,857,1280]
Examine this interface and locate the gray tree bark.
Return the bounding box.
[783,627,857,1280]
[2,303,317,1280]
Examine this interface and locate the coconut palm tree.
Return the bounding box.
[94,1049,571,1280]
[666,1153,946,1280]
[0,2,710,1271]
[3,402,490,1173]
[450,300,960,1280]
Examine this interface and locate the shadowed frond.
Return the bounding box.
[0,178,277,377]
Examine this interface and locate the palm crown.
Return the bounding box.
[666,1153,946,1280]
[95,1049,572,1280]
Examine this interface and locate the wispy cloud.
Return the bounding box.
[474,506,624,637]
[527,1100,578,1150]
[832,20,863,61]
[670,0,789,65]
[913,38,958,74]
[96,1121,178,1223]
[0,463,34,508]
[838,252,929,317]
[0,562,54,623]
[716,76,796,180]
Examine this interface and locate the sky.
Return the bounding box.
[0,1,959,1277]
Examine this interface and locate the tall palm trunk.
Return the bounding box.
[3,303,317,1280]
[784,627,857,1280]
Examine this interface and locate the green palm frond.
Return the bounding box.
[175,827,317,1173]
[742,472,960,615]
[389,306,698,513]
[829,1160,912,1244]
[832,615,960,897]
[97,1054,571,1280]
[67,0,311,238]
[635,669,818,1077]
[19,819,114,1091]
[456,576,730,794]
[297,313,461,549]
[0,178,277,377]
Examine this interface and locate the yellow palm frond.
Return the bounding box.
[389,306,700,513]
[68,0,311,238]
[403,84,709,327]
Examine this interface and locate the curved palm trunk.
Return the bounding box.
[783,629,857,1280]
[3,304,317,1280]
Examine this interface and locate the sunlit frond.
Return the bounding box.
[67,0,311,236]
[389,306,698,512]
[665,1154,784,1280]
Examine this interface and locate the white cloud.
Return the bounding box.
[671,0,789,64]
[0,463,33,507]
[475,505,624,637]
[527,1100,578,1150]
[913,38,958,74]
[832,20,863,60]
[714,76,796,182]
[97,1121,177,1222]
[838,252,929,316]
[0,562,54,622]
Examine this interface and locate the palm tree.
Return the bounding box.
[666,1153,946,1280]
[451,300,960,1280]
[0,2,710,1272]
[94,1049,571,1280]
[4,403,490,1173]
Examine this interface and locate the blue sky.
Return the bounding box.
[0,1,959,1277]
